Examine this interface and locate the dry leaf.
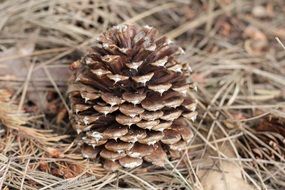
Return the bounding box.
[46,147,64,158]
[243,26,267,41]
[243,25,268,55]
[197,143,254,190]
[0,31,71,113]
[50,162,84,179]
[0,30,71,85]
[38,161,50,173]
[252,6,269,19]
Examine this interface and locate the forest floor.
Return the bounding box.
[0,0,285,189]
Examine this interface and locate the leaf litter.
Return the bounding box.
[0,0,285,189]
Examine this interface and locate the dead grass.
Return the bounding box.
[0,0,285,189]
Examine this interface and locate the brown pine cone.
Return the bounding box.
[240,117,285,161]
[68,24,197,170]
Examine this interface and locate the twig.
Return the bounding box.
[275,37,285,50]
[18,62,35,112]
[20,158,30,190]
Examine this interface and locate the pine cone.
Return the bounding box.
[240,117,285,161]
[68,24,197,170]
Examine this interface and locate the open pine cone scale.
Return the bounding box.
[68,25,197,170]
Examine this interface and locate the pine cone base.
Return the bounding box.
[68,24,197,170]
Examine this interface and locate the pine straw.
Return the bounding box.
[0,0,285,189]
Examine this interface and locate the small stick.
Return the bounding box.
[275,37,285,50]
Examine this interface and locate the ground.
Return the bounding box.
[0,0,285,189]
